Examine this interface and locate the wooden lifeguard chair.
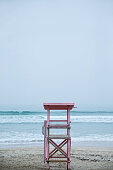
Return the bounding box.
[43,103,75,169]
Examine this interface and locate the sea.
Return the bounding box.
[0,110,113,148]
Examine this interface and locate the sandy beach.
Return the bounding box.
[0,146,113,170]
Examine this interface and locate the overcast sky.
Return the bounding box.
[0,0,113,111]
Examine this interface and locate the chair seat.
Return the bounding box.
[48,124,70,129]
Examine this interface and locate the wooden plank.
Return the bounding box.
[50,156,66,158]
[48,124,70,129]
[48,135,70,139]
[47,160,67,162]
[50,120,67,122]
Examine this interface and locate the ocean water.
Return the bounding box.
[0,110,113,148]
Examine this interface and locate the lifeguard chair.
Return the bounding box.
[42,103,75,169]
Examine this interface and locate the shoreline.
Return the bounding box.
[0,140,113,149]
[0,146,113,170]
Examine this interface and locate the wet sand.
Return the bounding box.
[0,146,113,170]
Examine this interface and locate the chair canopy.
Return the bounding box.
[43,103,75,110]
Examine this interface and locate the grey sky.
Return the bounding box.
[0,0,113,110]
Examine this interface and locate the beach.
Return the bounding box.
[0,146,113,170]
[0,110,113,169]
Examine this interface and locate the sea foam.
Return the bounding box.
[0,115,113,123]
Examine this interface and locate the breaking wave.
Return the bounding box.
[0,115,113,123]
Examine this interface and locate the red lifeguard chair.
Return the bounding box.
[43,103,75,169]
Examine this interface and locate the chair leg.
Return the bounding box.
[47,162,49,169]
[67,162,70,169]
[67,139,71,169]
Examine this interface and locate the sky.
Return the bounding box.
[0,0,113,111]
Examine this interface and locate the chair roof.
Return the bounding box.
[43,103,75,110]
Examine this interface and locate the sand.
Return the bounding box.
[0,146,113,170]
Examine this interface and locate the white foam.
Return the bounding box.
[72,134,113,142]
[1,132,113,145]
[0,115,113,123]
[70,116,113,123]
[0,131,43,144]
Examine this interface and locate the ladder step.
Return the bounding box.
[48,124,70,129]
[50,120,67,122]
[47,160,67,162]
[48,135,70,139]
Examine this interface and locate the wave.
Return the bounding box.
[0,133,113,146]
[0,110,113,115]
[0,115,113,123]
[72,134,113,142]
[0,111,44,115]
[71,116,113,123]
[72,111,113,113]
[0,131,43,144]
